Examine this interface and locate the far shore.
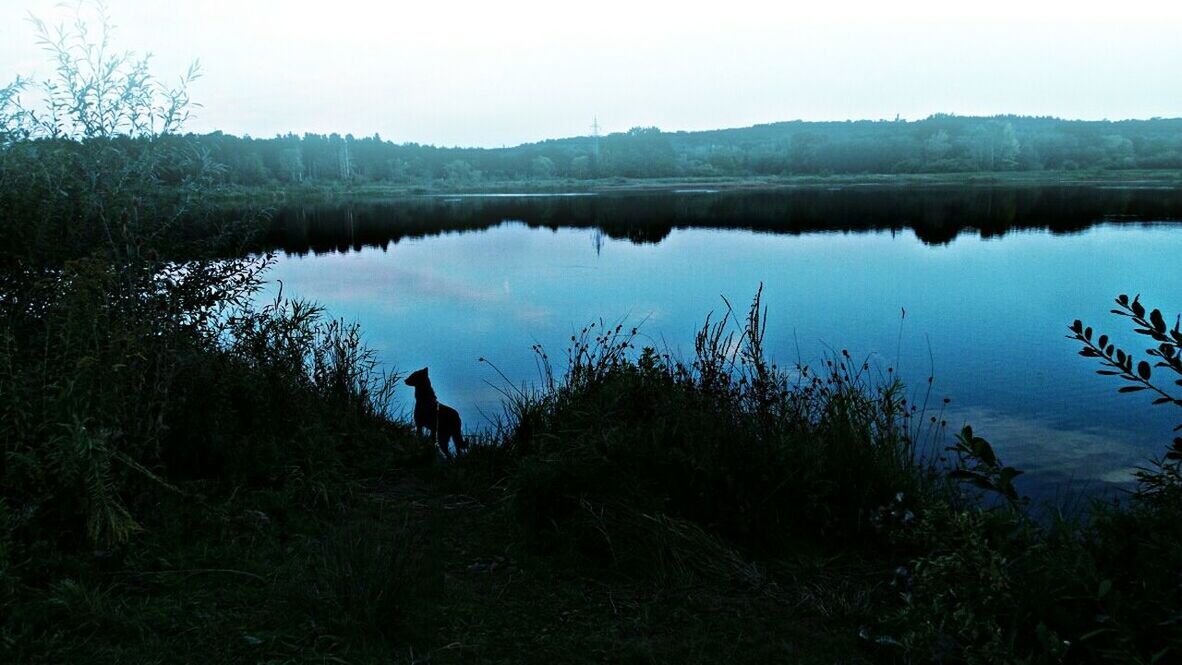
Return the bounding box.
[208,169,1182,204]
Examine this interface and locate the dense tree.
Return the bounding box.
[530,155,556,179]
[167,115,1182,186]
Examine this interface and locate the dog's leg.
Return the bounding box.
[438,403,458,460]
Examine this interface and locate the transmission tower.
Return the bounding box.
[590,116,601,158]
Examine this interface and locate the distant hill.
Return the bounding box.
[187,115,1182,186]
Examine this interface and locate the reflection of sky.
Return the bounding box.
[266,223,1182,492]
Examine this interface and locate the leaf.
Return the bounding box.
[948,469,984,481]
[1138,361,1152,380]
[1081,627,1116,641]
[966,435,999,467]
[1132,297,1145,318]
[1119,386,1147,393]
[1153,397,1173,405]
[1117,294,1129,306]
[1151,309,1167,332]
[1098,334,1108,348]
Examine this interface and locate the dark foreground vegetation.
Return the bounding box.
[4,4,1182,663]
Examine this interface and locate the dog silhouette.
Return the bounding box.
[405,367,467,458]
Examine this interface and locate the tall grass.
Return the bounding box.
[481,290,1182,663]
[492,286,944,559]
[0,2,405,561]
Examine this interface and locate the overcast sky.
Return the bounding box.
[1,1,1179,147]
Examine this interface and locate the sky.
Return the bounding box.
[1,0,1180,147]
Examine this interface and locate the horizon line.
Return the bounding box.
[196,113,1182,151]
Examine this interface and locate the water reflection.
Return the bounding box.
[259,186,1182,255]
[261,188,1182,497]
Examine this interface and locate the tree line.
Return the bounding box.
[182,115,1182,186]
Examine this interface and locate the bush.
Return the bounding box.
[0,2,405,562]
[494,286,943,557]
[875,296,1182,664]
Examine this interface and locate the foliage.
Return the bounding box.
[945,425,1027,509]
[1070,295,1182,497]
[157,115,1182,187]
[1,1,214,262]
[0,1,402,562]
[489,286,943,562]
[278,512,439,643]
[884,485,1182,664]
[877,296,1182,664]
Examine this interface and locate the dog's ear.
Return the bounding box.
[421,367,429,376]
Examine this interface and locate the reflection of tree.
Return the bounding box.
[253,187,1182,256]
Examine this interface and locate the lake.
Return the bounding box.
[258,186,1182,497]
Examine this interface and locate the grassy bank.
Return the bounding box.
[4,287,1181,663]
[1,420,874,664]
[207,169,1182,205]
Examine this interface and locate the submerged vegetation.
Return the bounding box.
[3,3,1182,663]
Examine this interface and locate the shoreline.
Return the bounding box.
[209,169,1182,204]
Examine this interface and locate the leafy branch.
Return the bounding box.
[8,0,201,141]
[946,425,1026,508]
[1070,294,1182,464]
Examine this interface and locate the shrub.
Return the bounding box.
[878,295,1182,663]
[493,286,943,556]
[0,2,404,559]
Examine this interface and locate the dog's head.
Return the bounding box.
[405,367,430,387]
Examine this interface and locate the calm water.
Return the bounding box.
[259,187,1182,495]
